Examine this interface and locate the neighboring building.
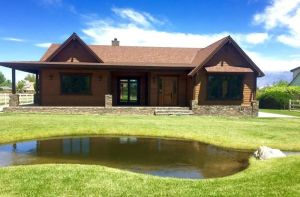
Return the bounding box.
[0,86,12,92]
[290,66,300,86]
[0,33,264,116]
[23,81,35,93]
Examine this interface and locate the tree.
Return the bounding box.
[273,80,289,87]
[24,74,36,83]
[16,80,26,93]
[0,71,6,84]
[1,79,12,87]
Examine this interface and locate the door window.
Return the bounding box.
[118,78,139,105]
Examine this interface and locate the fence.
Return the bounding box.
[0,93,9,106]
[289,99,300,111]
[0,93,34,106]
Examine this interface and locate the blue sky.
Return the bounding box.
[0,0,300,83]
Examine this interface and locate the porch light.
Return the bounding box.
[48,74,54,80]
[98,76,103,81]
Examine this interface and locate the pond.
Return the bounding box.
[0,136,251,179]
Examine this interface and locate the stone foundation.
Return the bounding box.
[3,106,156,115]
[105,94,112,108]
[191,101,259,117]
[3,101,259,117]
[9,94,19,107]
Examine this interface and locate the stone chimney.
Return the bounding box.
[112,38,120,46]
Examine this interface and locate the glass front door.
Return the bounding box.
[118,78,140,105]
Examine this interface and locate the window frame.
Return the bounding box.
[60,73,92,95]
[206,73,244,101]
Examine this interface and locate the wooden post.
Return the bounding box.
[12,68,16,94]
[289,99,291,111]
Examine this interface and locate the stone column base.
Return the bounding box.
[105,94,112,108]
[9,94,19,107]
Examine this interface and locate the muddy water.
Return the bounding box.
[0,136,251,179]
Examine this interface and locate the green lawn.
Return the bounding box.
[260,109,300,117]
[0,113,299,196]
[0,157,299,196]
[0,113,299,150]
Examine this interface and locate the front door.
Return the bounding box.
[158,76,178,106]
[118,78,140,105]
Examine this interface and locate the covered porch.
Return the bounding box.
[0,61,192,108]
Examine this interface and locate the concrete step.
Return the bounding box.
[155,107,190,110]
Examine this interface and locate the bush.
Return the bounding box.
[257,86,300,109]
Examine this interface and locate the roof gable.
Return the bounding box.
[290,72,300,86]
[43,33,103,63]
[188,36,264,77]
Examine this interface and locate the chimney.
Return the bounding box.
[112,38,120,46]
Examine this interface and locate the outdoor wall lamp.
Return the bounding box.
[98,76,103,81]
[48,74,54,80]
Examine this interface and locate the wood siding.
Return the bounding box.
[51,39,99,62]
[192,42,257,106]
[193,69,256,106]
[40,69,109,106]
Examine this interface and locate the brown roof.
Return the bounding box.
[2,33,264,77]
[41,43,201,65]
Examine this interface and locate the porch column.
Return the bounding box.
[12,68,16,94]
[34,72,40,105]
[105,94,112,108]
[9,68,19,106]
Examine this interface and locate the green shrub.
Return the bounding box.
[257,86,300,109]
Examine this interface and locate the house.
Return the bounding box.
[290,66,300,86]
[0,86,12,93]
[0,33,264,116]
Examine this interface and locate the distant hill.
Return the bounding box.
[257,71,292,88]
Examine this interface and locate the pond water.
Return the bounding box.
[0,136,251,179]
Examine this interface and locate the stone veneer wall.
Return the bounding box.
[4,106,156,115]
[9,94,19,107]
[190,100,259,117]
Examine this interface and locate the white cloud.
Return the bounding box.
[246,50,300,72]
[2,37,25,42]
[83,8,267,48]
[112,7,163,28]
[244,33,270,44]
[254,0,300,47]
[35,43,52,48]
[83,22,229,48]
[82,7,293,72]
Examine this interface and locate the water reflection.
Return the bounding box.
[0,136,250,179]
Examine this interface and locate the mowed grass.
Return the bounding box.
[0,157,299,196]
[260,109,300,117]
[0,113,299,150]
[0,113,299,196]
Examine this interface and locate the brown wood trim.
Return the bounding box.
[45,33,103,63]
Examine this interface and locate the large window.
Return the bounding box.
[207,74,243,100]
[61,74,91,95]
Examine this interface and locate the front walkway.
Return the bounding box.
[258,111,296,118]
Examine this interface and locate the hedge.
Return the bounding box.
[257,86,300,109]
